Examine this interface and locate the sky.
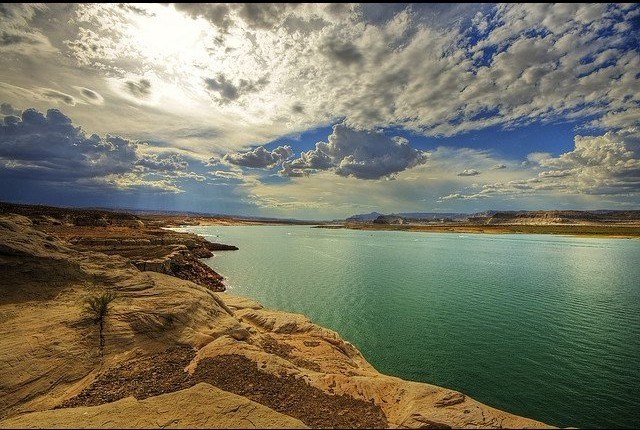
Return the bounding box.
[0,3,639,219]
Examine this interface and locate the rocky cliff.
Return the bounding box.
[0,212,553,428]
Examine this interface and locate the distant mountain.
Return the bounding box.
[394,212,468,220]
[468,210,640,224]
[347,210,640,225]
[346,212,384,221]
[347,211,468,221]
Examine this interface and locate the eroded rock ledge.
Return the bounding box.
[0,211,554,429]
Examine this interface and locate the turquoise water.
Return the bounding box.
[179,225,640,428]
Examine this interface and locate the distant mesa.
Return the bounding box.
[349,212,468,224]
[346,212,384,222]
[373,215,405,225]
[347,209,640,226]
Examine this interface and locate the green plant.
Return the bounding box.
[85,290,117,356]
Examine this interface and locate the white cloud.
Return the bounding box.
[458,169,481,177]
[224,145,293,168]
[442,129,640,201]
[0,2,628,165]
[279,123,427,179]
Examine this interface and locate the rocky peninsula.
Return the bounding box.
[0,203,552,428]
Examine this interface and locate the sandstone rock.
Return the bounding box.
[206,242,239,251]
[228,327,251,341]
[0,383,307,428]
[434,391,465,407]
[217,293,264,311]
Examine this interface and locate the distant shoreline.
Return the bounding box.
[313,222,640,239]
[174,218,640,239]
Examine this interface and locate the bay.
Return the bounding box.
[177,225,640,429]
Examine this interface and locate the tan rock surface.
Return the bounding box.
[0,213,554,428]
[0,383,306,429]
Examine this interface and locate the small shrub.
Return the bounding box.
[84,290,117,356]
[85,290,117,323]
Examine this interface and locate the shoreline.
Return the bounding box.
[178,219,640,239]
[0,207,555,428]
[312,222,640,239]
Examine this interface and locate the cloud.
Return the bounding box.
[291,103,305,114]
[457,169,481,176]
[439,193,481,201]
[173,3,234,33]
[125,79,152,98]
[74,86,104,105]
[137,153,188,172]
[174,3,301,33]
[280,123,427,180]
[0,106,184,193]
[442,128,640,200]
[0,32,35,46]
[0,4,44,27]
[117,3,155,17]
[531,128,640,195]
[223,145,293,168]
[320,35,363,66]
[0,4,54,54]
[40,89,77,105]
[491,164,507,170]
[0,108,137,180]
[236,3,300,29]
[204,74,268,104]
[212,170,243,179]
[50,3,639,156]
[0,103,21,116]
[64,27,128,68]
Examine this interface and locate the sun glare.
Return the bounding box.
[128,5,211,66]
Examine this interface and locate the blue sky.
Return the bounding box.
[0,3,639,219]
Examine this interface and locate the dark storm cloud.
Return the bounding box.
[224,145,293,168]
[0,107,138,181]
[125,79,152,98]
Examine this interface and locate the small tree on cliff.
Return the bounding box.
[84,290,117,357]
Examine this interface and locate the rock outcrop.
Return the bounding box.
[373,215,405,224]
[0,383,306,429]
[0,212,553,428]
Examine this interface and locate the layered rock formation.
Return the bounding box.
[0,212,553,428]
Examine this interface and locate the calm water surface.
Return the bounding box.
[178,225,640,428]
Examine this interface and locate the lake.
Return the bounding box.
[177,225,640,429]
